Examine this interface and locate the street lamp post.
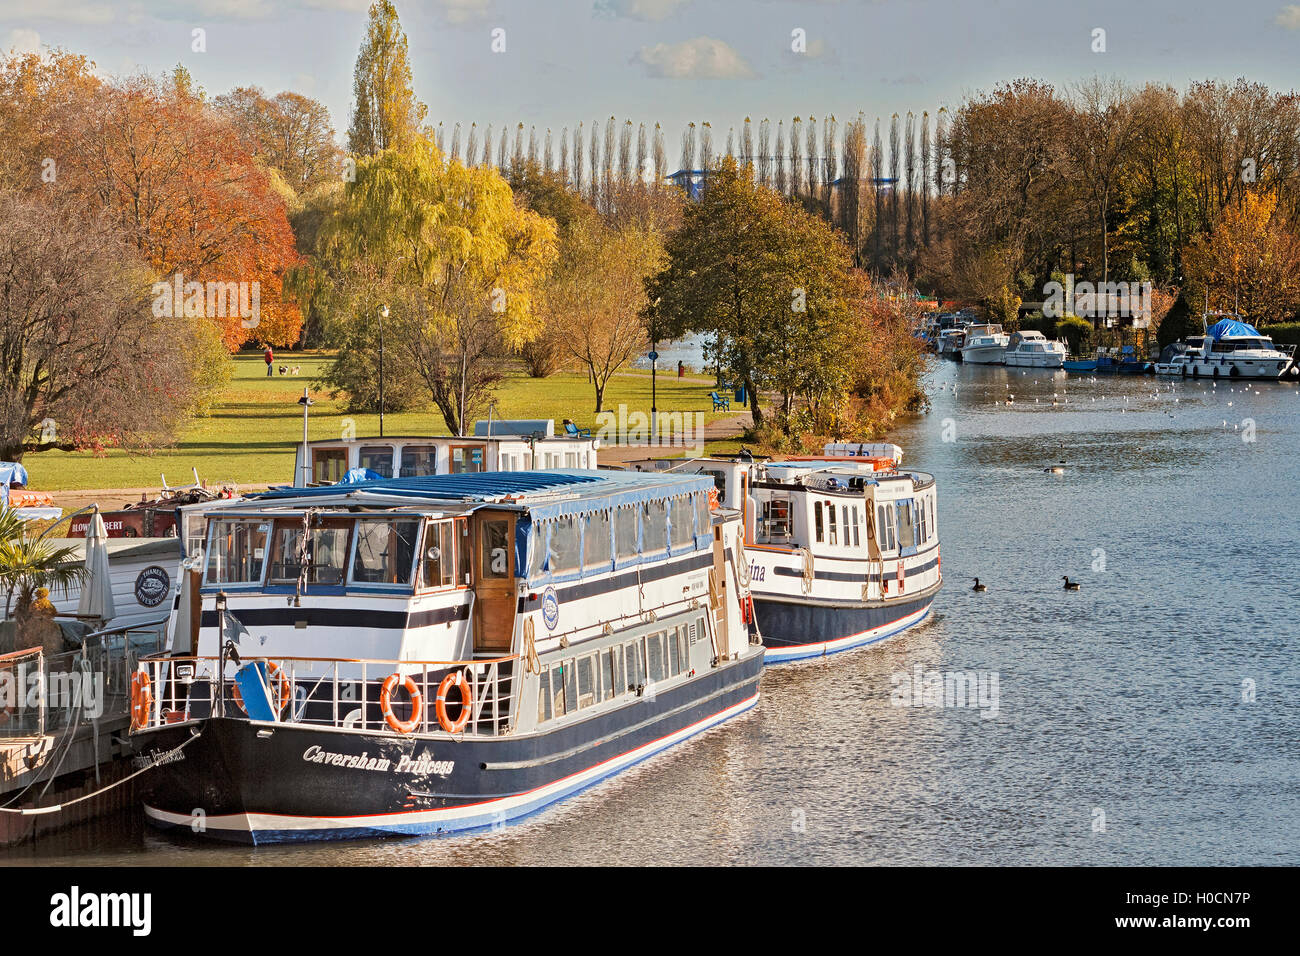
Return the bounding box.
[297,388,314,486]
[379,305,389,438]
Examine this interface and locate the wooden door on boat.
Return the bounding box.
[472,511,516,654]
[710,526,730,660]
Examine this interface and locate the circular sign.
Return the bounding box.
[647,350,659,362]
[541,587,560,631]
[134,565,172,608]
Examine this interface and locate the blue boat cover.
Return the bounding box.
[0,461,29,487]
[339,467,384,484]
[1207,318,1261,340]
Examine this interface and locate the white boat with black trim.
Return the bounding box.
[133,470,762,844]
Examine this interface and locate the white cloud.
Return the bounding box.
[0,1,115,24]
[595,0,690,21]
[1277,5,1300,29]
[635,36,754,78]
[4,27,40,53]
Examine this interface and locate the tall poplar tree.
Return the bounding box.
[347,1,427,157]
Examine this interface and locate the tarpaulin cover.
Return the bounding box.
[1207,318,1262,340]
[0,461,29,487]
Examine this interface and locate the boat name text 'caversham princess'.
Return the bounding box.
[301,745,453,775]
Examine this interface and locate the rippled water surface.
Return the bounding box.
[8,362,1299,865]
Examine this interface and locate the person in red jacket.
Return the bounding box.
[264,346,274,377]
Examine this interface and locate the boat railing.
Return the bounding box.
[134,652,520,738]
[1,619,167,745]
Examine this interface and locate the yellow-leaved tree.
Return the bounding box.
[1183,191,1300,324]
[313,136,557,434]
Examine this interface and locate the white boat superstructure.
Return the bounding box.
[631,450,942,662]
[1004,330,1067,368]
[1179,317,1297,380]
[959,324,1010,365]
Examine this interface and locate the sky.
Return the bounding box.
[2,0,1298,151]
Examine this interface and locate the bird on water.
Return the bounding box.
[972,577,987,592]
[1062,576,1081,591]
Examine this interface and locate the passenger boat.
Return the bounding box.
[131,470,764,843]
[629,448,942,663]
[1004,331,1067,369]
[1178,317,1298,380]
[958,324,1010,365]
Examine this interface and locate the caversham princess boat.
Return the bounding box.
[631,447,942,663]
[132,471,763,843]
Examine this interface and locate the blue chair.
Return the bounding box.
[710,391,730,411]
[563,420,591,438]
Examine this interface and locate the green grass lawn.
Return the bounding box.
[24,353,740,491]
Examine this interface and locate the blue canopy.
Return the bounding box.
[1207,318,1261,340]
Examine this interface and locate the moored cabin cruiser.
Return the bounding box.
[630,446,941,662]
[1179,317,1297,380]
[936,328,967,360]
[1004,330,1067,369]
[959,324,1010,365]
[131,471,763,843]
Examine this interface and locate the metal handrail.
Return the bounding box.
[137,652,520,739]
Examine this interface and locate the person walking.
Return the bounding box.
[264,345,274,377]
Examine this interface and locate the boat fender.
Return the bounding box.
[435,671,472,734]
[130,671,152,732]
[381,673,424,735]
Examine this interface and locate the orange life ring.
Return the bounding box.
[232,661,292,716]
[381,673,424,735]
[130,671,152,731]
[707,487,719,510]
[435,671,473,734]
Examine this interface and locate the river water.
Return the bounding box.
[6,361,1299,866]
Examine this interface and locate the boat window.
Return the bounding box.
[583,510,612,569]
[669,496,694,548]
[694,493,710,536]
[399,445,438,478]
[641,500,668,553]
[563,660,578,715]
[269,517,352,585]
[481,517,513,579]
[852,506,861,548]
[647,631,666,683]
[827,502,838,545]
[420,520,457,589]
[877,505,896,551]
[358,445,394,479]
[548,515,581,574]
[537,667,553,723]
[602,647,620,701]
[625,639,645,689]
[577,655,596,708]
[351,518,420,585]
[311,447,348,484]
[668,626,681,674]
[449,445,484,474]
[205,519,271,584]
[896,501,916,550]
[552,662,568,717]
[615,506,638,559]
[814,502,824,543]
[929,498,936,539]
[760,497,791,541]
[530,521,549,577]
[842,506,851,546]
[457,520,471,584]
[565,452,578,468]
[918,498,928,543]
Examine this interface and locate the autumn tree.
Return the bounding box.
[347,0,427,158]
[1183,191,1300,323]
[313,137,557,434]
[646,157,862,428]
[215,86,341,191]
[0,194,214,461]
[543,211,663,412]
